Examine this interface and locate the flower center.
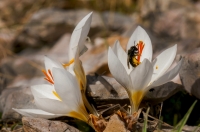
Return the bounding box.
[42,69,54,84]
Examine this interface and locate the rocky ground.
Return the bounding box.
[1,0,200,131]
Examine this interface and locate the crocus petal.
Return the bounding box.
[126,26,152,62]
[73,47,87,91]
[150,45,177,83]
[129,59,153,91]
[108,47,132,90]
[34,97,70,114]
[44,56,63,72]
[148,59,183,89]
[12,108,61,119]
[112,41,132,74]
[31,84,58,100]
[68,12,92,60]
[53,68,82,110]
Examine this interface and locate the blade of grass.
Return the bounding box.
[143,107,150,132]
[173,100,197,132]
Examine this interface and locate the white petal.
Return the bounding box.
[44,56,63,72]
[129,59,153,91]
[34,97,70,114]
[12,108,61,119]
[108,47,132,90]
[69,12,92,60]
[31,84,58,100]
[126,26,152,62]
[148,59,183,88]
[52,68,82,110]
[73,47,87,91]
[150,45,177,83]
[112,41,132,74]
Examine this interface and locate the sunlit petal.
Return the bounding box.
[108,47,132,89]
[34,97,70,114]
[52,68,82,109]
[69,12,93,60]
[126,26,152,62]
[112,41,132,74]
[150,45,177,83]
[73,47,86,91]
[12,108,61,119]
[44,56,63,72]
[148,59,183,89]
[129,59,153,91]
[31,84,57,100]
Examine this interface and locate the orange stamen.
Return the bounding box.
[48,69,53,80]
[63,59,74,68]
[42,69,54,84]
[137,41,145,62]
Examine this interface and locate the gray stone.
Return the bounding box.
[22,117,80,132]
[87,74,181,106]
[0,77,46,120]
[179,48,200,99]
[0,87,35,120]
[12,9,104,53]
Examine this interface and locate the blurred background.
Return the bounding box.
[1,0,200,128]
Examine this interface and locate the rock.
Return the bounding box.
[87,74,181,107]
[0,77,46,120]
[12,9,104,53]
[144,82,183,105]
[179,48,200,99]
[0,56,44,87]
[152,9,184,40]
[22,117,80,132]
[0,87,35,120]
[102,12,135,32]
[103,114,129,132]
[81,35,128,75]
[87,74,129,106]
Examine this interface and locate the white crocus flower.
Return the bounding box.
[108,26,182,113]
[43,12,97,116]
[13,68,90,124]
[13,12,97,122]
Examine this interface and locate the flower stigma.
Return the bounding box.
[63,59,75,68]
[137,41,145,62]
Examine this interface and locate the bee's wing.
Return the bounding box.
[127,55,130,69]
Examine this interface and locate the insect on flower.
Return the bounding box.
[127,41,145,69]
[108,26,183,114]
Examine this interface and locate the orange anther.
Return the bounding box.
[42,69,54,84]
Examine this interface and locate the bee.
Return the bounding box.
[127,41,145,69]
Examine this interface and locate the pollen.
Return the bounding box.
[42,69,54,84]
[63,59,74,68]
[156,66,158,69]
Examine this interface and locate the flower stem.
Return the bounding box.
[82,92,99,116]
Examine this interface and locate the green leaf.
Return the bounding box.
[143,107,150,132]
[173,100,197,132]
